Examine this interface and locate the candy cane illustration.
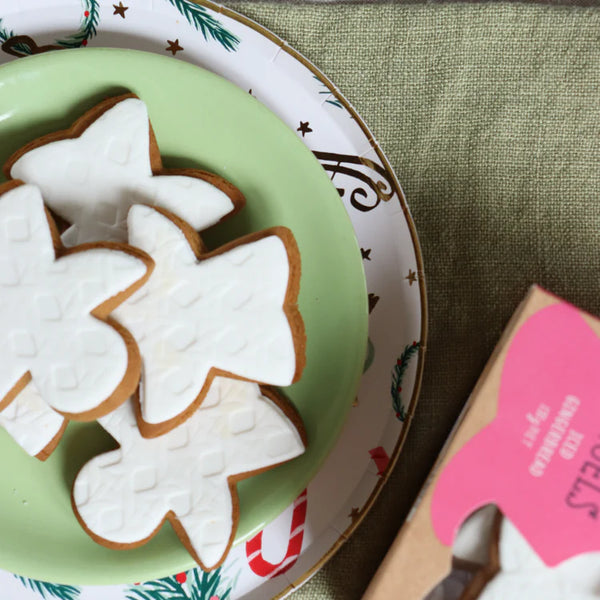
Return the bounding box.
[245,489,308,578]
[369,446,390,477]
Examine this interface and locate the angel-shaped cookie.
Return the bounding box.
[0,182,152,443]
[112,205,305,436]
[4,94,244,245]
[463,517,600,599]
[72,377,306,570]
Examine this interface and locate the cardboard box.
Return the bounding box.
[363,286,600,600]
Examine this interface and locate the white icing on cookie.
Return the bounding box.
[478,519,600,599]
[479,573,596,600]
[0,381,65,457]
[453,505,498,565]
[113,205,298,426]
[10,97,235,245]
[73,377,305,569]
[424,570,473,600]
[0,184,148,416]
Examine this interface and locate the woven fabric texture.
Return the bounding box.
[226,3,600,597]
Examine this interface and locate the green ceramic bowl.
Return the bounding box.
[0,48,368,585]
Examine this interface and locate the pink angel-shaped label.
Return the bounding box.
[432,301,600,566]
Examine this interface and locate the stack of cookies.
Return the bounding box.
[0,94,307,570]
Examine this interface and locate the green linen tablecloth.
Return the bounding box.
[227,3,600,597]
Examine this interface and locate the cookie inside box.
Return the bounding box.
[365,286,600,600]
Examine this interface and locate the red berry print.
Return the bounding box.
[175,572,187,584]
[84,10,89,16]
[82,39,88,46]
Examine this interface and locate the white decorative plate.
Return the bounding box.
[0,1,426,598]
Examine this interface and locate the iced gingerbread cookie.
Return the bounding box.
[0,181,152,430]
[453,506,500,567]
[424,508,502,600]
[461,516,600,600]
[0,381,66,460]
[4,94,244,246]
[113,204,305,437]
[72,377,306,570]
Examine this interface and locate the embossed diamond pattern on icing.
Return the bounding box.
[266,430,297,458]
[168,491,192,517]
[170,281,202,308]
[36,294,62,321]
[106,137,131,165]
[200,449,225,477]
[52,366,78,390]
[10,97,236,245]
[99,507,124,533]
[10,330,37,357]
[226,245,252,266]
[166,326,197,353]
[113,205,298,426]
[164,368,193,396]
[97,449,123,469]
[4,216,30,242]
[221,332,248,356]
[225,287,253,311]
[132,466,157,492]
[73,377,305,569]
[229,405,255,435]
[166,426,189,451]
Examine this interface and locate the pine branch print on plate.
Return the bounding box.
[164,0,239,52]
[54,0,100,48]
[191,567,233,600]
[14,575,80,600]
[312,75,343,109]
[127,576,187,600]
[0,18,32,55]
[391,341,420,421]
[127,567,234,600]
